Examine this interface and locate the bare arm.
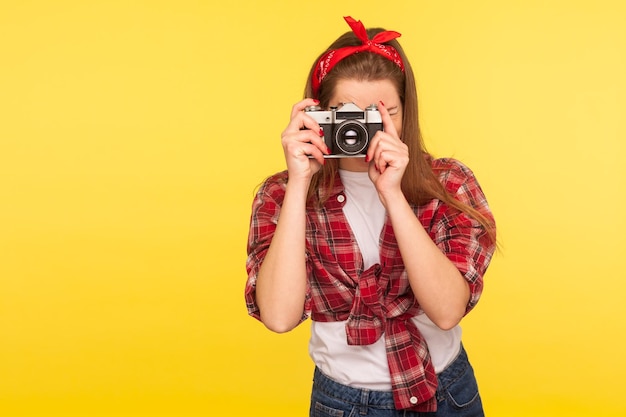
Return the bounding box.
[367,102,469,329]
[382,192,469,329]
[255,177,310,332]
[254,99,328,332]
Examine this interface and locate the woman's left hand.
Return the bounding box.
[366,101,409,204]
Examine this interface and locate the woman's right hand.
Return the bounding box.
[256,98,327,332]
[280,98,329,181]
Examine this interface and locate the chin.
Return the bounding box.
[339,157,369,172]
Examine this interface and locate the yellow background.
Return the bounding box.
[1,1,625,416]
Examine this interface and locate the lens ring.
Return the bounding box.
[334,122,368,155]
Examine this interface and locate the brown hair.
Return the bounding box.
[303,28,496,244]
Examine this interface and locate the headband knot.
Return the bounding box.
[311,16,405,98]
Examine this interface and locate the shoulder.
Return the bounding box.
[256,171,288,201]
[429,157,492,215]
[430,157,479,194]
[257,171,289,195]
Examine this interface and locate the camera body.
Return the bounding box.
[305,102,382,158]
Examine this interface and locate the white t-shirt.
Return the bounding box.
[309,169,461,389]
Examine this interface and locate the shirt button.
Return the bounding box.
[409,396,418,405]
[337,194,345,203]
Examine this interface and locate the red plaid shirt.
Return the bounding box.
[245,157,496,411]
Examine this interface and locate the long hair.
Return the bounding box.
[303,28,496,244]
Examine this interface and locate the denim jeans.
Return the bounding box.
[309,345,484,417]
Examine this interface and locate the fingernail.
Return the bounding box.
[365,155,370,162]
[319,127,324,136]
[379,100,385,107]
[313,99,320,104]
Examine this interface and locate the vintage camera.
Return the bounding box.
[305,102,382,158]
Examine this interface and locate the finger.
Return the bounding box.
[290,98,321,120]
[378,149,388,174]
[365,101,393,161]
[285,105,328,154]
[307,147,326,166]
[285,140,326,165]
[377,101,399,137]
[282,129,329,156]
[284,112,320,135]
[366,129,391,166]
[370,130,407,173]
[368,158,381,179]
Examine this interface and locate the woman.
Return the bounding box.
[245,16,497,416]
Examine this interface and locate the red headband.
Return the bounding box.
[311,16,405,98]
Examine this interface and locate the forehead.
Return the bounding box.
[330,79,400,108]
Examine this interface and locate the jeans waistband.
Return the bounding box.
[312,344,469,409]
[313,368,397,409]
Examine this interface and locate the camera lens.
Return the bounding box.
[343,129,358,145]
[335,122,368,155]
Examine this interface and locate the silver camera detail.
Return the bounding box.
[305,102,383,158]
